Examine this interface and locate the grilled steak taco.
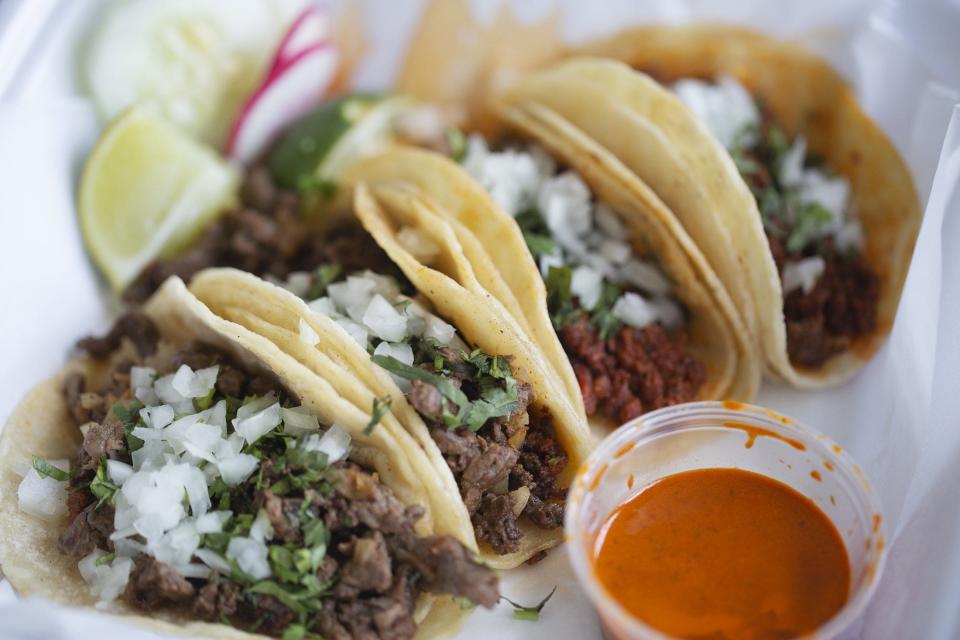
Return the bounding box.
[0,277,497,639]
[184,192,591,568]
[533,29,921,386]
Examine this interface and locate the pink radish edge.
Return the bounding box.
[225,41,338,160]
[269,4,327,76]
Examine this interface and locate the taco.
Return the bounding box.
[0,277,498,639]
[529,28,921,386]
[335,118,760,426]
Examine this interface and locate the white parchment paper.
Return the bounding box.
[0,1,957,638]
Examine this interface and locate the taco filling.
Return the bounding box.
[459,137,706,424]
[19,314,498,639]
[279,258,570,558]
[673,76,879,368]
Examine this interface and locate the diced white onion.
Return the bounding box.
[424,316,456,345]
[373,341,415,392]
[217,454,259,486]
[571,265,604,311]
[174,563,211,580]
[673,75,760,150]
[195,510,231,534]
[362,294,409,342]
[141,404,175,429]
[233,400,282,445]
[781,257,826,295]
[539,171,592,241]
[397,226,441,263]
[195,548,232,575]
[249,509,274,543]
[298,317,320,347]
[150,518,199,566]
[283,271,312,298]
[779,135,807,187]
[798,169,850,225]
[463,135,542,215]
[595,204,628,239]
[282,405,321,436]
[17,460,69,521]
[78,550,132,603]
[227,536,271,580]
[303,423,351,464]
[308,296,337,317]
[612,293,658,329]
[107,460,134,485]
[650,297,685,330]
[328,276,376,321]
[335,318,369,347]
[171,365,219,399]
[621,259,672,296]
[510,486,531,518]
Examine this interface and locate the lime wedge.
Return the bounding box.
[267,94,412,190]
[79,107,239,291]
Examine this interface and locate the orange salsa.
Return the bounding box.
[593,468,850,639]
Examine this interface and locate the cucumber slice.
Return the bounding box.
[84,0,306,147]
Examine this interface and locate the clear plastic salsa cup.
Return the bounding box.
[565,401,887,640]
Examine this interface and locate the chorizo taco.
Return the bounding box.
[537,28,921,386]
[336,116,760,426]
[0,277,498,639]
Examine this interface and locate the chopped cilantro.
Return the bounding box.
[446,127,468,163]
[95,552,116,566]
[501,585,558,622]
[364,396,392,435]
[296,175,337,200]
[523,232,557,258]
[787,203,833,253]
[305,263,343,300]
[194,387,216,411]
[453,596,476,610]
[89,459,118,508]
[544,265,580,330]
[590,281,623,340]
[372,355,470,412]
[31,456,69,481]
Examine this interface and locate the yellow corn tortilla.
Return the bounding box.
[0,277,473,639]
[188,182,593,568]
[560,28,921,386]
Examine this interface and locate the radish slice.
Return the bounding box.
[226,43,339,163]
[270,4,330,75]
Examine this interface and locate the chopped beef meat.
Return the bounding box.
[514,418,567,501]
[76,312,159,359]
[461,443,518,493]
[247,594,298,636]
[408,380,443,421]
[473,493,523,555]
[124,168,403,302]
[57,505,114,558]
[125,557,196,609]
[63,373,105,425]
[66,490,92,519]
[394,532,500,608]
[215,364,247,398]
[79,408,127,468]
[524,495,564,529]
[561,315,705,424]
[781,245,879,367]
[336,532,393,596]
[318,465,426,536]
[262,490,302,544]
[193,581,241,621]
[429,426,482,474]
